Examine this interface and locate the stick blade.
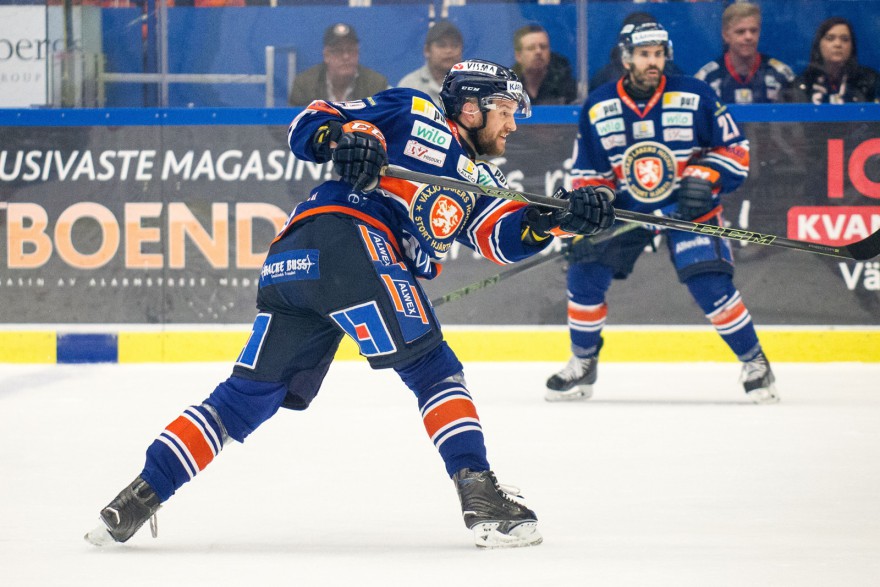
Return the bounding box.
[845,228,880,261]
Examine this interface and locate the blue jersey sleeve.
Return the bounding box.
[694,83,750,195]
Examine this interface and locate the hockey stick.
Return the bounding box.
[381,165,880,261]
[430,221,638,308]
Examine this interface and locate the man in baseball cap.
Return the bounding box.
[289,23,389,106]
[398,20,465,105]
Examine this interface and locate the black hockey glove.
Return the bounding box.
[521,185,616,244]
[310,120,343,163]
[555,185,616,236]
[331,120,388,192]
[674,176,716,220]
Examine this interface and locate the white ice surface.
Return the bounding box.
[1,361,879,587]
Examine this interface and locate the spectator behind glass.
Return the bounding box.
[288,23,390,107]
[694,2,795,103]
[397,20,464,106]
[511,24,577,105]
[589,11,683,90]
[788,17,880,104]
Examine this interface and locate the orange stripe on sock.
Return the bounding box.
[711,300,747,327]
[422,398,479,438]
[568,302,607,322]
[166,416,214,471]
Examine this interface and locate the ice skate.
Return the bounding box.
[453,468,542,549]
[741,350,779,404]
[545,355,598,401]
[84,476,161,546]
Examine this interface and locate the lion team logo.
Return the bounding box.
[430,196,463,238]
[410,184,476,256]
[621,141,677,202]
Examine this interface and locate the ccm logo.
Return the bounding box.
[342,121,387,146]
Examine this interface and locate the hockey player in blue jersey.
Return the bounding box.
[84,60,615,550]
[545,23,779,404]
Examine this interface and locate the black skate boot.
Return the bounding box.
[84,476,161,546]
[545,354,598,401]
[741,350,780,404]
[453,468,542,549]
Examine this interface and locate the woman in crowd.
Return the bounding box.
[789,17,880,104]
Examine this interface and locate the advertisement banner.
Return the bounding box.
[1,122,878,325]
[0,6,49,108]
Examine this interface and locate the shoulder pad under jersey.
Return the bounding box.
[767,57,796,81]
[694,60,720,80]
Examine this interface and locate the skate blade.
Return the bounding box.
[544,385,593,402]
[472,522,543,549]
[84,524,116,546]
[746,386,780,405]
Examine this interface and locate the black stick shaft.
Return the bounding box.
[381,165,880,261]
[430,222,639,307]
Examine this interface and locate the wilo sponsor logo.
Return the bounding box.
[662,112,692,127]
[595,118,624,137]
[411,120,451,149]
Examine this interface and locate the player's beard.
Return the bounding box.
[630,66,662,93]
[475,126,505,156]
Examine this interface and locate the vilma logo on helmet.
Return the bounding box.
[453,61,499,74]
[440,59,532,122]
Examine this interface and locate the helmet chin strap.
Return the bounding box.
[455,104,489,157]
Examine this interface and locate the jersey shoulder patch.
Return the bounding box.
[694,60,720,80]
[767,57,796,81]
[475,160,507,187]
[588,97,624,123]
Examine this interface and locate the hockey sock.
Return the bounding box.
[417,376,489,477]
[395,344,487,476]
[686,273,760,358]
[141,403,227,502]
[140,377,287,502]
[566,299,607,357]
[566,262,613,356]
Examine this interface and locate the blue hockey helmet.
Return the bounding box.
[439,60,531,120]
[618,22,673,63]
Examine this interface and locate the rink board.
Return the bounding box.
[0,327,877,364]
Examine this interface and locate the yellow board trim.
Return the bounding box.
[0,328,878,363]
[118,331,251,363]
[0,331,56,363]
[441,329,880,363]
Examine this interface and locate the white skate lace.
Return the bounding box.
[557,355,589,381]
[492,475,527,507]
[740,355,769,383]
